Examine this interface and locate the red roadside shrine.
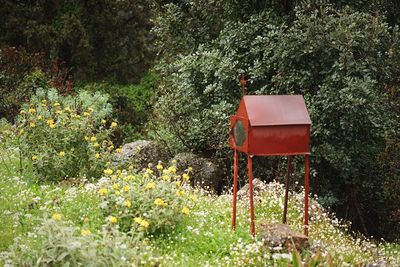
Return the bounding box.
[229,94,312,236]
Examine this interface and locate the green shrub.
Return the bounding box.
[81,72,156,144]
[1,219,162,266]
[98,162,195,235]
[153,5,400,239]
[16,88,118,182]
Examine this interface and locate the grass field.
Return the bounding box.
[0,145,399,266]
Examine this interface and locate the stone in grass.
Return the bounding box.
[261,223,309,251]
[171,152,222,192]
[237,178,267,202]
[114,140,168,170]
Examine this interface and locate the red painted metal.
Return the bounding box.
[304,154,310,236]
[248,155,255,237]
[240,74,246,96]
[240,95,311,126]
[232,149,238,230]
[282,156,292,224]
[230,93,311,236]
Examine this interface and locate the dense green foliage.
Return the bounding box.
[0,0,153,83]
[152,3,400,240]
[81,73,156,144]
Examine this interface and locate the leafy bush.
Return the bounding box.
[16,88,117,182]
[153,5,400,239]
[82,73,156,144]
[98,162,195,235]
[1,219,162,266]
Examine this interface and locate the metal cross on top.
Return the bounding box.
[229,77,312,237]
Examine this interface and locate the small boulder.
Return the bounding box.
[237,178,267,202]
[171,152,221,191]
[114,140,168,170]
[261,223,309,251]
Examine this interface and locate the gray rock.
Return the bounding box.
[114,140,168,170]
[237,178,267,201]
[171,152,221,191]
[261,223,309,251]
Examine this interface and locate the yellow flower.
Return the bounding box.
[93,142,100,147]
[37,115,43,120]
[145,182,156,189]
[190,195,198,202]
[95,153,100,159]
[41,103,46,107]
[101,119,106,125]
[109,216,118,224]
[111,121,117,128]
[64,107,71,112]
[182,173,190,181]
[99,188,108,196]
[167,166,177,174]
[90,136,97,142]
[113,183,119,190]
[81,229,91,236]
[54,102,60,107]
[49,123,56,129]
[46,119,54,125]
[115,190,121,196]
[29,122,35,128]
[59,151,65,157]
[84,136,89,141]
[19,129,25,135]
[175,181,181,187]
[182,206,190,215]
[20,110,26,114]
[52,213,62,221]
[28,108,36,114]
[171,159,177,164]
[176,190,185,197]
[31,155,38,161]
[127,175,134,180]
[188,166,193,172]
[116,148,122,153]
[41,99,47,104]
[123,200,131,208]
[104,169,113,175]
[145,168,153,175]
[56,110,63,115]
[162,175,170,182]
[88,107,94,113]
[134,217,149,229]
[83,112,90,116]
[123,185,130,192]
[108,145,114,151]
[154,198,167,207]
[156,163,163,170]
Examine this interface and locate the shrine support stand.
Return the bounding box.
[231,153,310,237]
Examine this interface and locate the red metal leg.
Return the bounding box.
[304,155,310,236]
[248,155,255,237]
[283,156,292,224]
[232,149,238,230]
